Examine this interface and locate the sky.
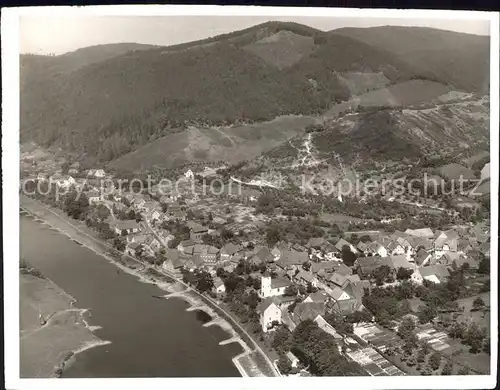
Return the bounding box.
[19,14,491,55]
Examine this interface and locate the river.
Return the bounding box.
[19,211,242,377]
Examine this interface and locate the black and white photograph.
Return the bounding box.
[2,5,498,390]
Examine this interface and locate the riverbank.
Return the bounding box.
[20,195,278,377]
[20,268,109,377]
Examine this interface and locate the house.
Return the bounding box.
[87,169,106,178]
[110,219,141,236]
[433,231,458,258]
[125,241,142,257]
[327,285,352,301]
[294,270,318,288]
[162,249,189,274]
[193,244,219,265]
[147,208,163,223]
[451,195,481,211]
[327,295,362,316]
[450,256,479,271]
[304,291,331,304]
[258,297,282,332]
[220,243,244,262]
[213,277,226,295]
[52,174,76,189]
[405,228,434,238]
[132,196,146,210]
[479,242,490,258]
[386,240,406,257]
[292,302,325,324]
[314,315,343,339]
[178,239,197,254]
[86,190,102,204]
[260,273,293,298]
[415,248,432,266]
[37,172,48,181]
[366,241,388,257]
[311,261,338,275]
[306,237,328,250]
[481,162,490,180]
[271,241,290,261]
[183,254,205,272]
[419,265,450,284]
[286,351,300,369]
[141,200,160,213]
[327,272,350,289]
[184,169,194,180]
[335,238,358,254]
[187,221,208,241]
[356,241,370,254]
[275,250,309,271]
[254,247,275,263]
[355,256,394,279]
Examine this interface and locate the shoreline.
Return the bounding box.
[20,195,278,377]
[19,269,110,378]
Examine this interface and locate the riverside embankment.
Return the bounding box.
[20,195,278,377]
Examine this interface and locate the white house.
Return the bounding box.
[184,169,194,180]
[410,269,423,285]
[213,277,226,295]
[260,274,293,298]
[481,162,490,180]
[286,351,300,368]
[86,190,102,204]
[258,298,282,333]
[94,169,106,178]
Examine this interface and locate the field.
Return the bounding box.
[110,115,318,172]
[243,30,316,70]
[438,163,476,181]
[325,80,452,118]
[20,272,103,377]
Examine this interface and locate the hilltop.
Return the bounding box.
[20,22,490,169]
[335,26,490,93]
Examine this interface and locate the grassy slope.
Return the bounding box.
[109,115,318,171]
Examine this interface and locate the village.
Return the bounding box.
[19,152,491,377]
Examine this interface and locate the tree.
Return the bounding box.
[168,237,180,249]
[478,255,489,274]
[113,238,126,251]
[195,271,214,292]
[61,162,70,174]
[418,305,437,324]
[341,246,357,267]
[457,366,470,375]
[284,285,298,297]
[372,265,392,286]
[406,354,417,367]
[429,352,441,371]
[421,365,433,375]
[417,348,426,363]
[441,360,453,375]
[483,337,490,355]
[266,226,282,247]
[277,353,292,375]
[272,326,291,353]
[472,297,485,311]
[396,267,414,281]
[397,317,416,340]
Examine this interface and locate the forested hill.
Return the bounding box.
[20,22,490,167]
[334,26,490,93]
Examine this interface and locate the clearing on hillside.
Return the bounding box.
[243,30,316,70]
[109,115,318,172]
